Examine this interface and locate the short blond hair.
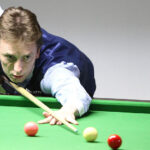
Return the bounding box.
[0,7,42,48]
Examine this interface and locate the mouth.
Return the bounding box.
[13,75,24,79]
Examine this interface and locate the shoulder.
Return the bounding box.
[41,28,78,50]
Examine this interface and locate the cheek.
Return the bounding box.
[1,62,12,73]
[24,60,35,72]
[2,62,8,69]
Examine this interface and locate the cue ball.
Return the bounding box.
[24,121,38,136]
[83,127,98,142]
[107,134,122,149]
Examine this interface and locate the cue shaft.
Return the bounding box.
[9,82,78,133]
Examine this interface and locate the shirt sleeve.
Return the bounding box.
[40,61,92,116]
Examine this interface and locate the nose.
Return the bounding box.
[14,60,23,74]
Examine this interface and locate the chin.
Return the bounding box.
[10,78,25,83]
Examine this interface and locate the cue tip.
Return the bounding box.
[74,129,78,133]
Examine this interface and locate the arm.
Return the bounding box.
[38,61,92,125]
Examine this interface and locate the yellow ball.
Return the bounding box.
[83,127,98,142]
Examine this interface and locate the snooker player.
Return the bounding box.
[0,6,96,125]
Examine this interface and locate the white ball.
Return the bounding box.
[83,127,98,142]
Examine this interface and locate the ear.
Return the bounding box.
[36,48,40,59]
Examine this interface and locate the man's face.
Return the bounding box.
[0,39,40,83]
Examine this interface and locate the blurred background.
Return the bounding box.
[0,0,150,100]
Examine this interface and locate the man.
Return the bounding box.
[0,7,96,125]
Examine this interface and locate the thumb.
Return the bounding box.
[66,116,79,125]
[43,112,50,118]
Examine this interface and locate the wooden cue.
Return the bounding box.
[9,81,78,133]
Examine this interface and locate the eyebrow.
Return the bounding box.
[3,52,14,55]
[3,52,33,58]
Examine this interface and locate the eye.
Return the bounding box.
[23,55,31,61]
[5,55,16,62]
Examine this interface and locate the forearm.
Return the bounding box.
[54,78,92,116]
[40,62,92,116]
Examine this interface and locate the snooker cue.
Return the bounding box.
[8,81,78,133]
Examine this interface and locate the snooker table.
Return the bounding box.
[0,95,150,150]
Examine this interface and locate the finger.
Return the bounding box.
[66,116,79,125]
[43,112,50,118]
[49,118,57,125]
[38,116,53,124]
[56,121,62,125]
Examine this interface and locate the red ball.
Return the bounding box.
[107,134,122,149]
[24,122,38,136]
